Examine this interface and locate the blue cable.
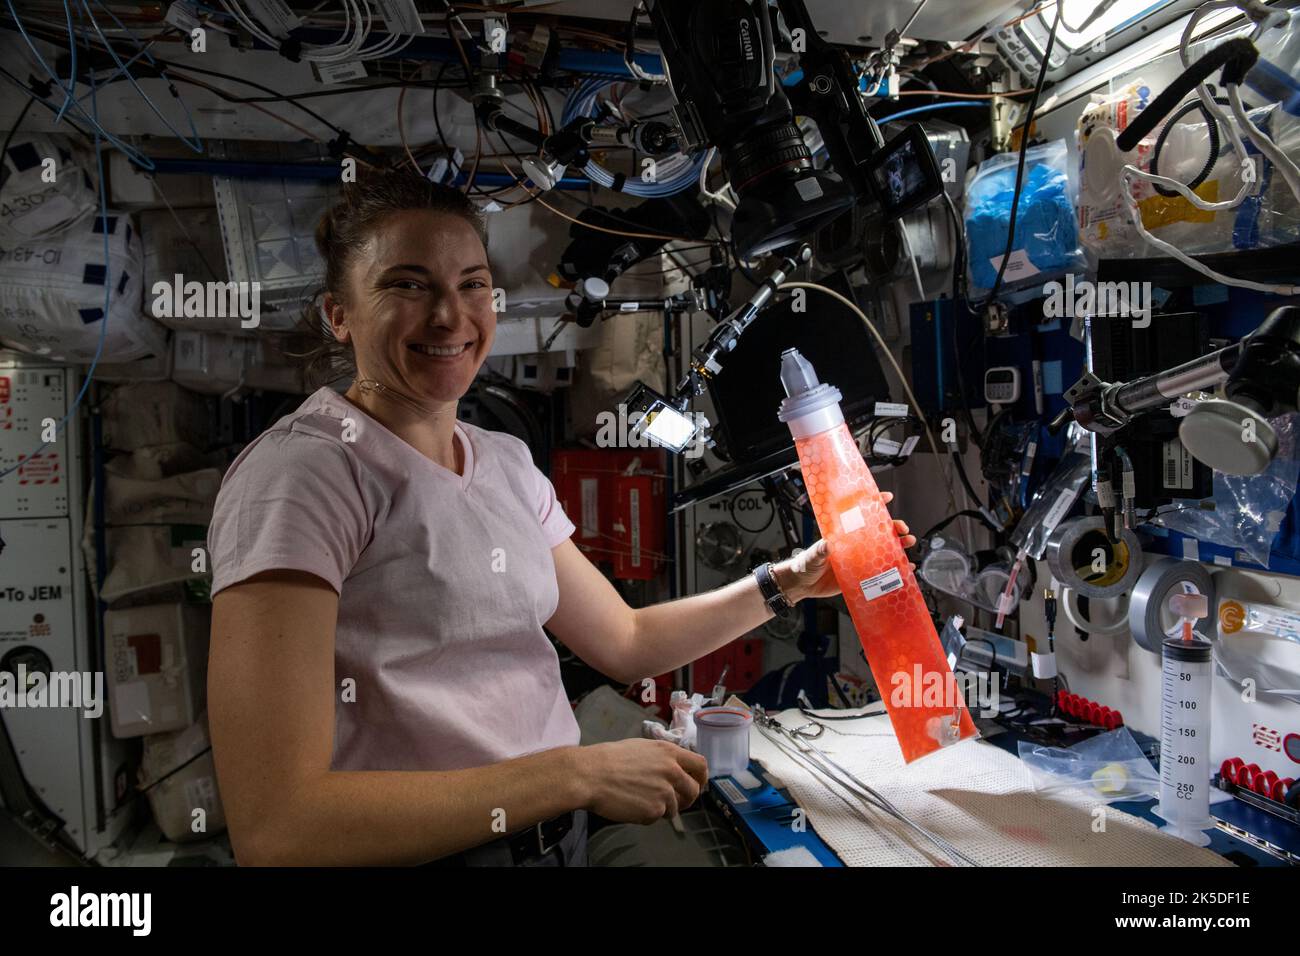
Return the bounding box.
[876,101,988,124]
[6,0,208,168]
[5,0,78,121]
[5,1,156,168]
[0,22,115,481]
[51,0,77,123]
[79,0,203,152]
[561,78,705,197]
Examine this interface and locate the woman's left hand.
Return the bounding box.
[774,491,916,603]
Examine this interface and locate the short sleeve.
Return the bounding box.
[208,430,370,596]
[529,457,575,548]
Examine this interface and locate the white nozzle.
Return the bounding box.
[777,349,844,437]
[780,348,820,397]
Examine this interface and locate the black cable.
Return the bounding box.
[0,95,36,192]
[938,189,992,450]
[1149,96,1225,198]
[980,2,1063,310]
[865,414,917,468]
[136,746,213,796]
[921,509,997,540]
[1115,38,1258,152]
[1057,0,1119,34]
[1044,587,1059,713]
[151,57,345,134]
[8,20,350,140]
[958,636,998,673]
[952,449,985,508]
[0,66,96,144]
[432,61,538,205]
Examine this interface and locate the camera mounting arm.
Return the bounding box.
[1051,306,1300,476]
[673,243,812,405]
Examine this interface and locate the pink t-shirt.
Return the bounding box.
[207,387,579,771]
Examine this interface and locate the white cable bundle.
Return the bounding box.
[220,0,413,63]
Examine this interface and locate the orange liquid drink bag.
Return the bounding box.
[778,349,978,763]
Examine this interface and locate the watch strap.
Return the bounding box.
[754,561,794,614]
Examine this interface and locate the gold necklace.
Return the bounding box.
[352,378,433,415]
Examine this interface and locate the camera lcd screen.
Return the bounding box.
[873,137,926,209]
[866,123,943,221]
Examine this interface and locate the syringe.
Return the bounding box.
[1155,635,1214,845]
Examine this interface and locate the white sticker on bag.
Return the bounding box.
[1041,487,1077,534]
[840,505,865,533]
[990,248,1039,280]
[859,567,903,601]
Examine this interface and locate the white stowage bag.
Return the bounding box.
[0,133,97,239]
[0,210,167,363]
[1078,78,1300,260]
[139,713,227,842]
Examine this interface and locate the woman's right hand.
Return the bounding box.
[576,739,709,824]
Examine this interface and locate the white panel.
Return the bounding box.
[0,517,91,846]
[0,365,71,519]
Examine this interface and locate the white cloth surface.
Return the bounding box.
[751,712,1231,867]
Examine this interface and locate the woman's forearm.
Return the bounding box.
[619,564,802,682]
[233,745,588,866]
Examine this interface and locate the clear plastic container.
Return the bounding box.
[695,706,752,778]
[778,350,978,763]
[1156,635,1214,845]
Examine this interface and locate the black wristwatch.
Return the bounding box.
[753,561,794,615]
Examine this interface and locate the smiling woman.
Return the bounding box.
[291,170,491,392]
[205,166,913,868]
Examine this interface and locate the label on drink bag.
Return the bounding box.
[859,567,904,601]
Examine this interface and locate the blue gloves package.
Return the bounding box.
[965,138,1086,301]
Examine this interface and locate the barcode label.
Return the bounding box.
[1162,439,1192,490]
[874,402,909,418]
[860,567,904,601]
[312,61,368,84]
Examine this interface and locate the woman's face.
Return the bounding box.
[327,208,495,406]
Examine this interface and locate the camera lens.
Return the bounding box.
[724,121,813,195]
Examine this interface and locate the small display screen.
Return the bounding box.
[624,381,700,454]
[872,136,928,211]
[640,406,698,452]
[867,124,942,221]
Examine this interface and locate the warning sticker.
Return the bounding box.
[17,454,59,485]
[859,567,903,601]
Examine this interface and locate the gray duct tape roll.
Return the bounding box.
[1060,586,1131,638]
[1044,516,1143,598]
[1127,557,1218,654]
